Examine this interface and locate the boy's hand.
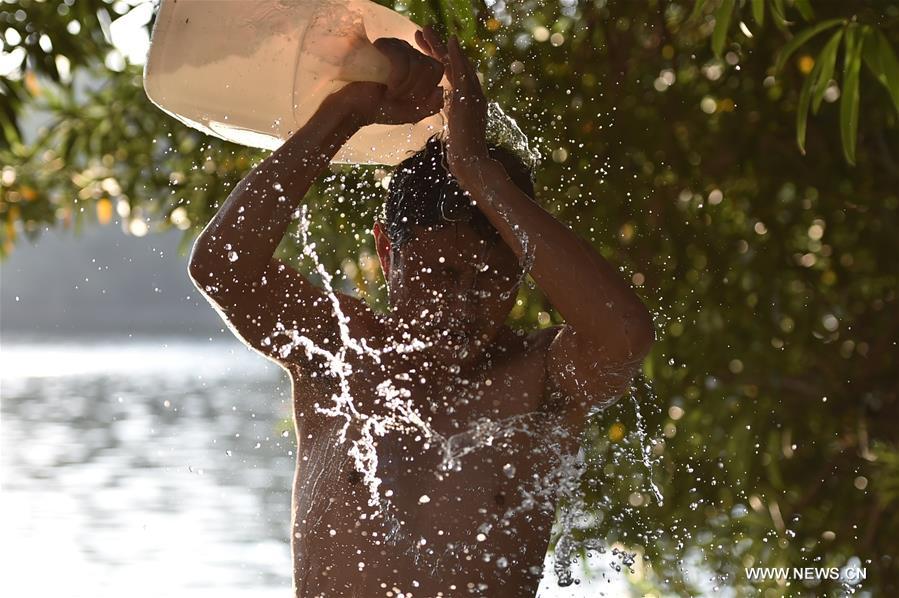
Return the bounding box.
[415,26,490,178]
[332,38,445,126]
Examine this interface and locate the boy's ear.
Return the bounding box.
[372,220,391,277]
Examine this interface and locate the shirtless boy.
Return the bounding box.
[188,26,654,598]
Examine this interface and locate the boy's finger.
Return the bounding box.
[373,38,413,98]
[445,36,467,91]
[452,36,479,84]
[414,30,433,57]
[421,26,453,86]
[448,36,474,87]
[422,25,449,60]
[396,51,443,102]
[449,36,486,101]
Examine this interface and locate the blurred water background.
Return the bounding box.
[2,335,294,598]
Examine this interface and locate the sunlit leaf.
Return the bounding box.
[840,24,863,165]
[796,49,823,154]
[794,0,814,21]
[0,116,22,150]
[6,205,20,238]
[812,29,843,114]
[712,0,735,58]
[439,0,477,42]
[96,198,113,224]
[400,0,475,40]
[400,0,439,31]
[861,28,899,116]
[769,0,790,30]
[691,0,708,21]
[751,0,764,27]
[775,19,844,73]
[0,80,26,148]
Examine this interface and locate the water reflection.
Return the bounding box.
[1,336,293,598]
[0,337,626,597]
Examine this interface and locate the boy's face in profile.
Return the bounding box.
[385,222,521,360]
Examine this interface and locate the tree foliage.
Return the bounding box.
[2,0,898,593]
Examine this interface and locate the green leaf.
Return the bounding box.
[861,28,899,116]
[404,0,440,31]
[438,0,476,42]
[812,29,844,114]
[712,0,735,58]
[796,52,822,154]
[774,19,844,73]
[0,101,22,149]
[769,0,790,31]
[840,24,863,165]
[691,0,708,21]
[61,131,76,165]
[751,0,764,26]
[794,0,814,21]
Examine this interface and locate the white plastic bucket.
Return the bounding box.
[144,0,445,165]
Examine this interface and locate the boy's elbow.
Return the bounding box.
[187,256,232,308]
[187,242,207,285]
[187,238,219,294]
[187,258,206,290]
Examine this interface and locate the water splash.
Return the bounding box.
[263,180,663,590]
[266,203,434,507]
[484,101,542,172]
[631,389,664,506]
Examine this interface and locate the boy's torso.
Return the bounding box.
[288,326,581,597]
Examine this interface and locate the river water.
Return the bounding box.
[0,335,628,597]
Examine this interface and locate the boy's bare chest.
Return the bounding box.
[290,337,577,559]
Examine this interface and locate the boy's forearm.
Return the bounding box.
[189,94,366,294]
[457,159,654,359]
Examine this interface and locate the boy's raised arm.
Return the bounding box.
[188,92,365,298]
[187,39,445,368]
[418,27,654,424]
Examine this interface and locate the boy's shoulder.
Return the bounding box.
[490,325,567,373]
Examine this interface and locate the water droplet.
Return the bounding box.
[418,494,431,504]
[502,463,516,478]
[227,250,239,262]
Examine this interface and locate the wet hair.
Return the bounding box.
[381,134,536,250]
